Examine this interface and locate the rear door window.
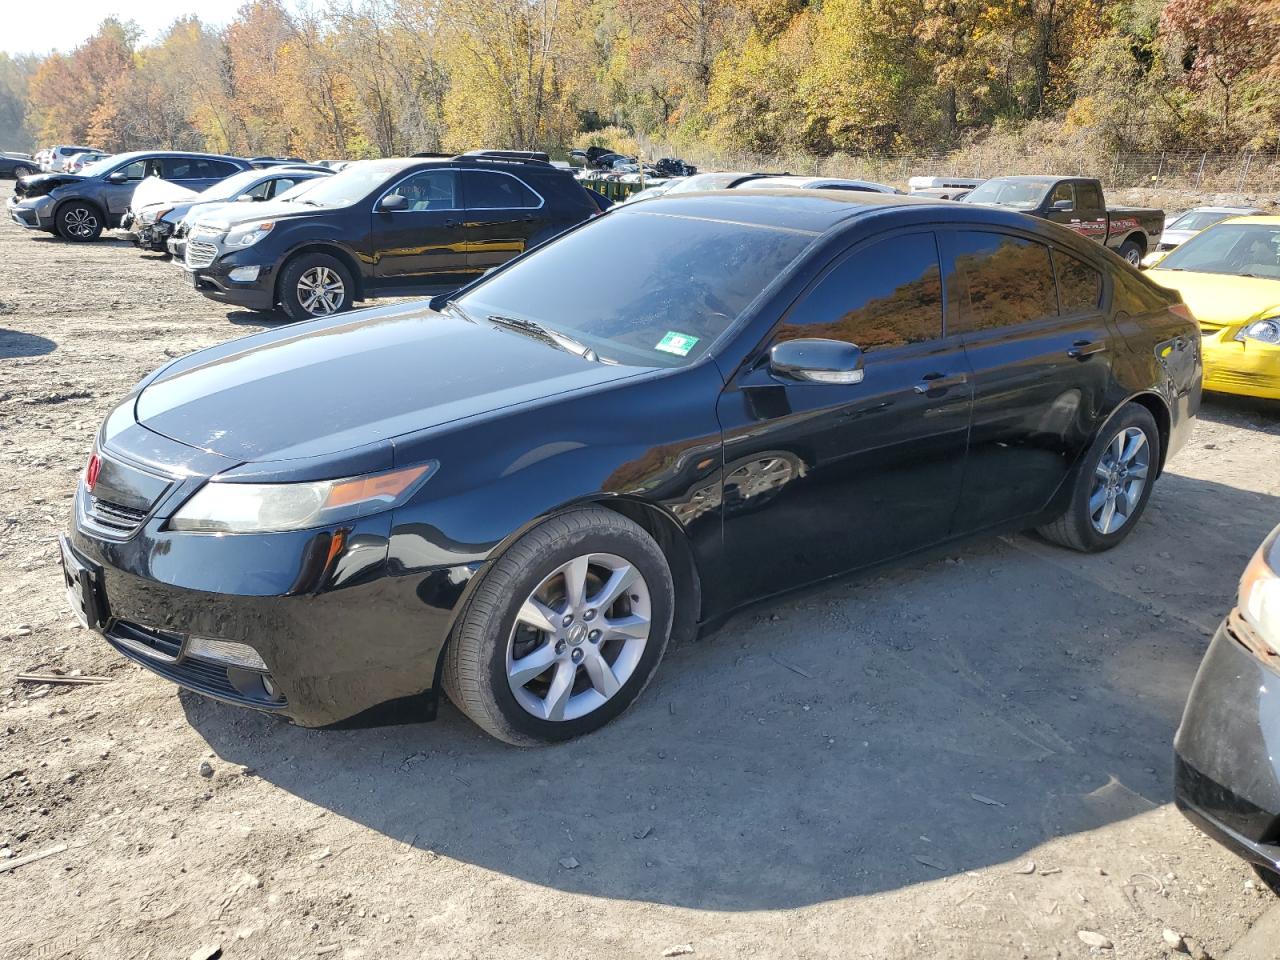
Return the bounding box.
[464,171,541,209]
[778,232,943,351]
[953,231,1059,332]
[1077,182,1104,209]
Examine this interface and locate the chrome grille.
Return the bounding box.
[86,496,148,535]
[185,239,218,269]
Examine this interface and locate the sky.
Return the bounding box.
[2,0,284,56]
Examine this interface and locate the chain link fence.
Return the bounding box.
[660,145,1280,195]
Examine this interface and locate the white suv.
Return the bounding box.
[46,145,100,172]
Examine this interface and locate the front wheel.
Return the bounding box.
[1118,240,1143,267]
[278,253,354,321]
[1037,402,1160,552]
[56,202,103,242]
[443,507,675,745]
[12,164,33,179]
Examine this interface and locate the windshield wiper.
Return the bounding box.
[487,314,601,362]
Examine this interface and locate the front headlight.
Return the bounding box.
[1235,318,1280,345]
[224,220,276,248]
[169,462,437,534]
[1239,528,1280,656]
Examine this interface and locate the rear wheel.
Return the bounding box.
[278,253,354,321]
[1118,239,1143,267]
[56,202,103,242]
[443,506,675,745]
[1037,402,1160,552]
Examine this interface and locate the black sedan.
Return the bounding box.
[1175,523,1280,894]
[61,190,1201,744]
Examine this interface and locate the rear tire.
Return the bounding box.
[443,506,675,745]
[278,252,354,321]
[1037,402,1160,552]
[1118,239,1143,267]
[56,202,104,242]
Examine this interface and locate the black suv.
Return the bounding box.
[182,153,601,320]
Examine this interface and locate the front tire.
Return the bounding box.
[12,164,33,179]
[278,253,354,321]
[1118,239,1143,267]
[56,202,104,242]
[1037,402,1160,552]
[443,506,675,745]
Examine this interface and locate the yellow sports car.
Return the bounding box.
[1149,216,1280,400]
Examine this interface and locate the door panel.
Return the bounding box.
[103,158,158,216]
[946,230,1113,532]
[462,170,545,272]
[371,169,473,287]
[716,231,972,605]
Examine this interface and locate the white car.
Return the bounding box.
[46,144,101,172]
[1154,206,1264,253]
[734,175,902,195]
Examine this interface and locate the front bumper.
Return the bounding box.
[7,195,53,229]
[129,219,173,251]
[185,236,279,310]
[1201,331,1280,400]
[66,474,478,727]
[1174,617,1280,873]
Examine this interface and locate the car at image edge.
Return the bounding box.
[7,151,254,241]
[1175,522,1280,895]
[60,189,1201,745]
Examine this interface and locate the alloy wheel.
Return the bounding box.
[1089,426,1150,535]
[1125,248,1141,266]
[506,552,651,722]
[296,266,345,315]
[64,207,98,239]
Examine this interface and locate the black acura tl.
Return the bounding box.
[61,190,1201,744]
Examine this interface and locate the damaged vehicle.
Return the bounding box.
[1175,522,1280,895]
[126,165,333,254]
[7,151,252,242]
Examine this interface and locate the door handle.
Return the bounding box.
[443,218,460,229]
[1067,339,1107,360]
[913,372,967,394]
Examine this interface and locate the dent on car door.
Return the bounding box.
[716,230,973,605]
[945,229,1114,532]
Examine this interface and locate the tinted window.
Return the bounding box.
[391,169,459,210]
[457,210,813,367]
[205,160,240,179]
[955,231,1058,332]
[1078,182,1104,209]
[465,171,540,209]
[1054,251,1102,313]
[1050,182,1073,206]
[779,233,942,351]
[161,157,197,179]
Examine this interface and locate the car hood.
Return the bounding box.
[1149,270,1280,327]
[15,172,83,199]
[130,177,198,211]
[193,198,320,230]
[134,302,650,464]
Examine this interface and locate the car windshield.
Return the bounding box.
[1157,223,1280,278]
[1167,210,1237,233]
[198,170,265,200]
[279,161,396,207]
[456,208,814,367]
[78,156,120,178]
[962,179,1051,209]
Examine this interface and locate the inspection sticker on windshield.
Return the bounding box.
[655,331,699,356]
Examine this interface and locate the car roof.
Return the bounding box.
[1181,206,1266,215]
[105,150,249,163]
[1220,215,1280,226]
[747,175,885,189]
[619,187,1103,244]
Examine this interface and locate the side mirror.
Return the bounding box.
[235,194,256,202]
[379,193,408,212]
[769,338,865,385]
[106,171,128,184]
[1051,199,1073,212]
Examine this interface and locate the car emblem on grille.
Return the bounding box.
[85,453,101,491]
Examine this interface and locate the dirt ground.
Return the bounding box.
[2,179,1280,960]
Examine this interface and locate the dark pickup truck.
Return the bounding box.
[961,176,1163,266]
